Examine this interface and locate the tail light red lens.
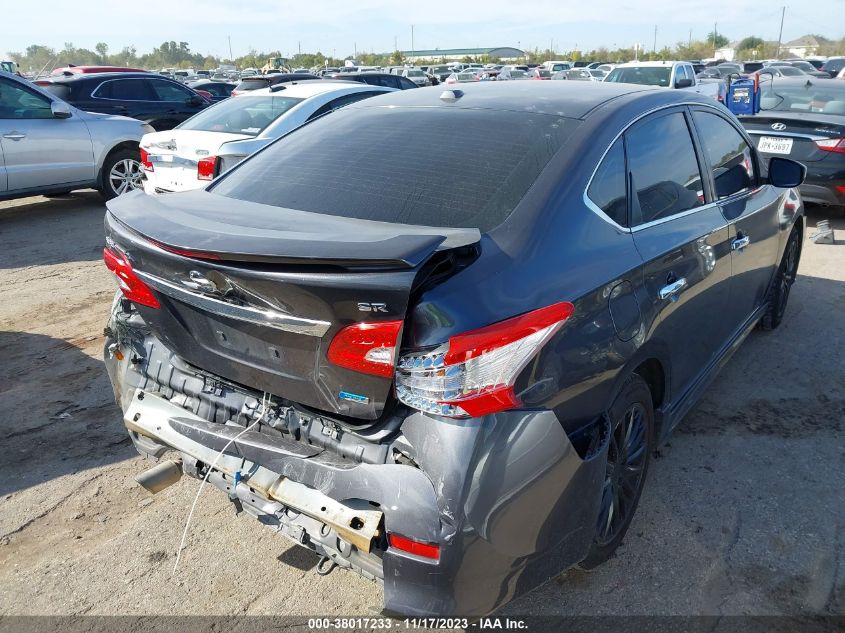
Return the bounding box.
[197,156,218,180]
[103,247,160,309]
[815,138,845,154]
[395,302,574,418]
[327,320,403,378]
[387,533,440,560]
[139,148,154,172]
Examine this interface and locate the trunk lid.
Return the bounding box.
[105,190,479,421]
[740,112,845,163]
[142,130,252,192]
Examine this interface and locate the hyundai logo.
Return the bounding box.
[771,122,787,131]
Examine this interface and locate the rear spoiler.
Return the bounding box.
[106,190,480,270]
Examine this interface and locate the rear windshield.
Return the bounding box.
[235,78,270,91]
[177,95,304,135]
[211,107,577,231]
[760,82,845,114]
[605,66,671,87]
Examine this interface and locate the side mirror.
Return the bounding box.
[51,101,72,119]
[188,95,205,106]
[675,78,693,88]
[768,157,806,188]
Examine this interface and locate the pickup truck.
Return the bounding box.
[604,61,726,103]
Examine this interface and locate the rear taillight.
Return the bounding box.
[815,138,845,154]
[103,247,160,309]
[395,302,574,418]
[139,148,154,172]
[387,533,440,560]
[327,320,403,378]
[197,156,218,180]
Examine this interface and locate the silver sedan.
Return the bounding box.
[0,70,151,201]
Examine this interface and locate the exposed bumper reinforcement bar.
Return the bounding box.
[124,389,383,552]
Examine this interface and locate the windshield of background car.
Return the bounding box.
[406,70,424,77]
[235,78,269,91]
[760,81,845,114]
[177,95,304,135]
[605,67,672,86]
[432,66,451,73]
[211,106,579,231]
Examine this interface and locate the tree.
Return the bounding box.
[707,32,730,49]
[95,42,109,63]
[737,36,764,51]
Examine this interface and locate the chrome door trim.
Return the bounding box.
[135,270,332,337]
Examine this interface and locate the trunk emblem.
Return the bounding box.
[771,123,786,131]
[339,391,369,404]
[181,270,219,293]
[358,302,388,313]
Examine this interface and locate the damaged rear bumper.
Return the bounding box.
[105,301,610,616]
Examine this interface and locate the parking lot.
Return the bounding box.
[0,192,842,618]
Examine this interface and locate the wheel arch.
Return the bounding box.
[609,345,672,440]
[97,140,140,188]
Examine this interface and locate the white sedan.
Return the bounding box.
[140,80,394,194]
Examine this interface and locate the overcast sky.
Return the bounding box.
[3,0,841,58]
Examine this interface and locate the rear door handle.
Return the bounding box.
[659,278,687,301]
[732,235,750,251]
[2,132,26,141]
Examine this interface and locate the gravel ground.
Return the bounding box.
[0,192,843,618]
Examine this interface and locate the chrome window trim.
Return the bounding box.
[583,101,761,232]
[135,271,332,337]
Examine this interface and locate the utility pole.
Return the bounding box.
[354,42,357,58]
[711,22,716,56]
[776,6,786,57]
[394,36,398,52]
[228,35,233,61]
[689,29,692,50]
[298,41,301,55]
[411,25,415,58]
[653,25,657,54]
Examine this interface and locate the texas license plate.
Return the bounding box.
[757,136,793,155]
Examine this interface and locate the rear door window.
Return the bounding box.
[692,111,755,199]
[212,107,578,231]
[626,111,704,225]
[587,139,627,227]
[95,79,154,101]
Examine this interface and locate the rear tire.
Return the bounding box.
[100,149,143,201]
[579,373,654,570]
[759,226,801,331]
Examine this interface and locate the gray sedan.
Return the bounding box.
[0,70,151,201]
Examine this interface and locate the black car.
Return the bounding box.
[739,77,845,211]
[102,82,805,617]
[328,72,418,90]
[187,79,236,102]
[36,72,210,131]
[821,57,845,77]
[231,73,320,94]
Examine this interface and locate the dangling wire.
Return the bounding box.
[172,391,270,575]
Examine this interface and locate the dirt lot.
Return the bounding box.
[0,192,843,617]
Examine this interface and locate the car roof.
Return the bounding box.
[43,71,163,83]
[615,61,686,67]
[247,81,393,98]
[339,80,681,119]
